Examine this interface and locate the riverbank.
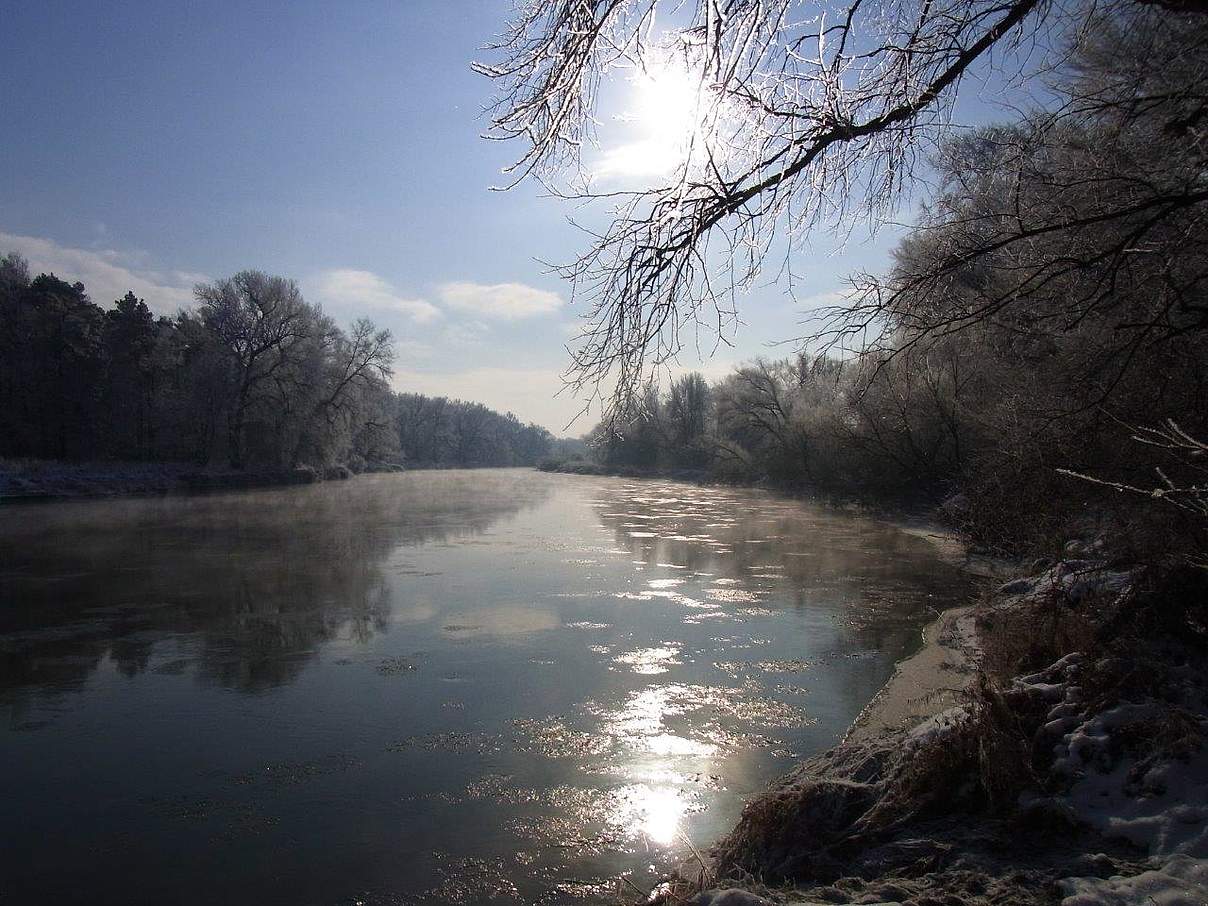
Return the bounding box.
[0,458,404,501]
[671,543,1208,906]
[539,459,713,483]
[843,604,980,746]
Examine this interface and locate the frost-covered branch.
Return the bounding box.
[479,0,1052,413]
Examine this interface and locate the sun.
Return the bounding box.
[634,60,704,146]
[596,58,714,179]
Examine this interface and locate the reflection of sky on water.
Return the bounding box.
[1,470,974,905]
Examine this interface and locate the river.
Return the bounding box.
[0,469,972,904]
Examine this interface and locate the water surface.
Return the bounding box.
[0,470,971,904]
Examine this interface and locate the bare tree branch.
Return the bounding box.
[480,0,1055,415]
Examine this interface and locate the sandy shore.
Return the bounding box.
[844,604,981,745]
[839,518,1001,744]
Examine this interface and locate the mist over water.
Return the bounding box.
[0,470,971,904]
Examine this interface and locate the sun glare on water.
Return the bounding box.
[611,782,690,847]
[637,786,687,846]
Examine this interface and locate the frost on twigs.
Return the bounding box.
[477,0,1048,418]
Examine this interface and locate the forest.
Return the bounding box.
[0,259,553,472]
[555,8,1207,564]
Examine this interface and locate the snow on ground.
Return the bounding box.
[691,553,1208,906]
[1055,700,1208,858]
[904,705,969,748]
[1061,855,1208,906]
[1012,637,1208,904]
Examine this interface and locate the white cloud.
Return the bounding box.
[438,281,563,320]
[392,337,434,360]
[442,320,490,347]
[0,231,199,315]
[307,269,440,323]
[593,138,683,180]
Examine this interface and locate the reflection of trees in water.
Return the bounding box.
[593,480,973,650]
[0,471,550,712]
[590,479,974,738]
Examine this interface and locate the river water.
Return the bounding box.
[0,469,971,904]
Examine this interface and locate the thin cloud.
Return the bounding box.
[438,281,563,319]
[441,320,490,348]
[0,230,198,314]
[308,269,440,323]
[593,139,682,180]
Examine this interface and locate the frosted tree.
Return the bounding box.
[479,0,1206,412]
[479,0,1066,406]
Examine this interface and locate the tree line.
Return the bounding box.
[571,6,1208,560]
[0,258,553,471]
[395,392,554,468]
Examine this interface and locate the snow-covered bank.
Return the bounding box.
[672,548,1208,906]
[845,605,980,746]
[0,459,404,501]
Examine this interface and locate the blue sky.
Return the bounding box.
[0,1,1011,432]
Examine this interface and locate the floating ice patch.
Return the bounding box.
[707,588,762,604]
[612,645,683,675]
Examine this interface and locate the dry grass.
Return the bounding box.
[693,558,1206,901]
[977,598,1098,681]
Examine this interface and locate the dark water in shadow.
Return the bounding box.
[0,470,972,904]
